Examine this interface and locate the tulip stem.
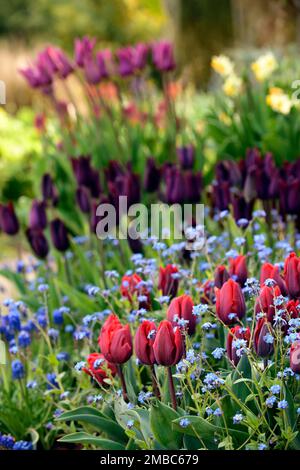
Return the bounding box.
[117,364,128,402]
[167,367,177,410]
[150,365,161,400]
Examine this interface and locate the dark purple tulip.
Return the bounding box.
[26,228,49,259]
[41,173,58,204]
[89,169,102,198]
[39,47,73,79]
[184,171,202,203]
[280,177,300,215]
[213,181,230,211]
[127,234,144,254]
[231,193,254,224]
[116,47,135,77]
[165,168,185,204]
[29,200,47,230]
[50,218,69,252]
[83,56,102,84]
[144,157,161,192]
[71,155,93,187]
[76,187,91,214]
[90,196,110,234]
[254,318,274,358]
[20,67,43,88]
[74,36,96,67]
[105,160,124,183]
[0,202,19,235]
[177,145,195,170]
[133,43,149,70]
[243,165,257,202]
[152,41,175,72]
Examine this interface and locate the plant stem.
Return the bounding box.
[167,367,177,410]
[117,364,128,402]
[150,365,161,400]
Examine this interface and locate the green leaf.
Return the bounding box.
[150,402,183,449]
[56,406,126,443]
[58,432,125,450]
[173,415,248,449]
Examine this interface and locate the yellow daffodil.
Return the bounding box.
[211,55,234,77]
[251,52,278,82]
[266,87,292,115]
[223,74,242,97]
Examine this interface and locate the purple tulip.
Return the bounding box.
[177,145,195,170]
[29,200,47,230]
[74,36,96,67]
[76,187,91,214]
[0,202,19,235]
[26,228,49,259]
[144,157,161,192]
[116,47,135,77]
[50,218,69,252]
[152,41,175,72]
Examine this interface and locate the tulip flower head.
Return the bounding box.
[254,318,274,358]
[98,314,133,365]
[229,255,247,286]
[134,320,156,365]
[158,264,179,298]
[215,279,246,325]
[83,352,117,385]
[227,325,250,366]
[153,320,183,366]
[260,262,287,295]
[290,341,300,374]
[167,294,196,335]
[254,285,281,323]
[284,252,300,299]
[214,265,230,289]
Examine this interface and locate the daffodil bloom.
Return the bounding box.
[223,74,242,97]
[211,55,234,77]
[251,52,278,81]
[266,87,292,115]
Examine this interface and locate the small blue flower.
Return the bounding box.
[266,396,277,408]
[11,360,25,380]
[38,283,49,293]
[13,440,33,450]
[233,413,244,424]
[18,330,31,348]
[179,418,190,428]
[127,420,134,429]
[270,384,281,395]
[277,400,288,410]
[211,348,225,360]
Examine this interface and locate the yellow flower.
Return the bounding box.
[266,87,292,115]
[223,74,242,97]
[211,55,234,77]
[218,112,231,126]
[251,52,278,82]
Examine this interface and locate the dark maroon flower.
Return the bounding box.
[284,252,300,299]
[227,326,251,366]
[50,218,69,252]
[76,187,91,214]
[144,157,161,192]
[253,318,274,358]
[214,265,230,289]
[29,200,47,231]
[26,228,49,259]
[177,145,195,170]
[0,202,19,235]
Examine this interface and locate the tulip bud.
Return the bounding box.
[152,41,175,72]
[158,264,179,298]
[215,279,246,325]
[177,145,195,170]
[74,36,96,67]
[229,255,247,286]
[76,186,91,214]
[41,173,58,204]
[253,318,274,357]
[226,325,251,366]
[213,181,230,211]
[200,280,215,304]
[184,171,202,203]
[284,252,300,299]
[0,202,19,235]
[260,262,287,295]
[214,265,230,289]
[26,228,49,259]
[167,294,196,335]
[29,200,47,230]
[153,320,183,366]
[83,352,117,385]
[98,314,133,364]
[144,157,161,192]
[254,285,281,323]
[134,320,157,365]
[71,155,93,187]
[290,341,300,374]
[121,273,143,302]
[231,193,254,225]
[50,218,69,252]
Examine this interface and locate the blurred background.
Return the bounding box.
[2,0,300,111]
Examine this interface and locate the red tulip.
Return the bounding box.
[260,262,287,295]
[286,299,300,319]
[158,264,179,298]
[214,265,230,289]
[290,341,300,374]
[200,280,215,304]
[254,285,281,323]
[98,314,132,364]
[153,320,183,366]
[167,294,196,335]
[253,318,274,357]
[120,273,151,310]
[284,252,300,299]
[215,279,246,325]
[226,326,251,366]
[229,255,247,286]
[121,273,142,301]
[83,353,117,385]
[134,320,157,365]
